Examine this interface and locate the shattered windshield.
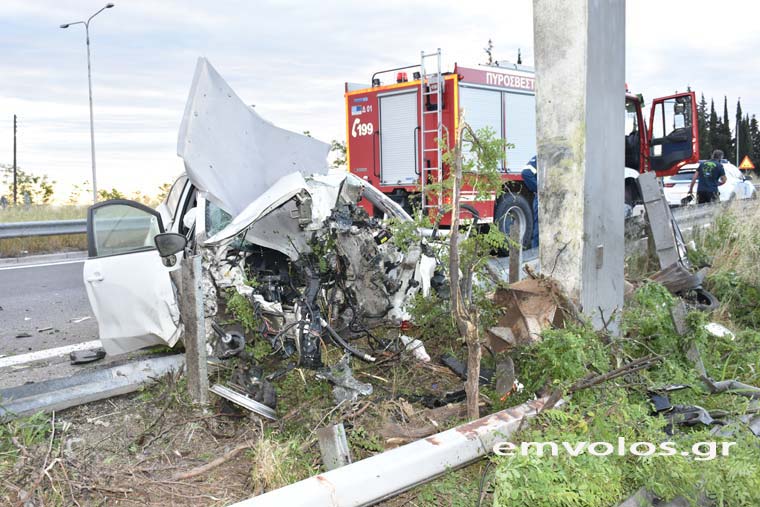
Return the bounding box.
[205,199,233,237]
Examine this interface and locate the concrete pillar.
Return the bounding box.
[533,0,625,331]
[180,254,209,405]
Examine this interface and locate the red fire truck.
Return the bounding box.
[344,50,699,247]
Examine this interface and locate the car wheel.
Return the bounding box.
[495,193,534,250]
[682,287,719,312]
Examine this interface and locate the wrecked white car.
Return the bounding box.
[83,58,440,388]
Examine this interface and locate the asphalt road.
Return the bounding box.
[0,260,98,358]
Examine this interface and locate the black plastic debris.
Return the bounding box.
[211,322,245,359]
[440,353,493,385]
[70,349,106,365]
[230,362,277,409]
[649,391,719,435]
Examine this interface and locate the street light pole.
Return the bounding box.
[85,23,97,204]
[61,3,115,204]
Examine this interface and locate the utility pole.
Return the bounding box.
[13,114,17,205]
[533,0,626,332]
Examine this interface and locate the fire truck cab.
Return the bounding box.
[345,52,698,247]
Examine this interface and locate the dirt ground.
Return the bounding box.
[1,333,500,507]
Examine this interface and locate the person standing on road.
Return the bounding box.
[688,150,727,204]
[521,156,539,249]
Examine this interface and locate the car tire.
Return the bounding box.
[682,287,719,312]
[495,193,534,250]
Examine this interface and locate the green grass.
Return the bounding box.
[0,204,89,257]
[0,204,88,223]
[0,412,52,474]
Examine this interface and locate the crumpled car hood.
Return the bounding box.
[177,57,331,217]
[204,172,412,259]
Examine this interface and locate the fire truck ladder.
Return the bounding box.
[419,48,444,212]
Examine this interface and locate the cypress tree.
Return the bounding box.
[741,114,752,165]
[721,96,734,161]
[698,93,711,158]
[750,115,760,161]
[708,100,720,157]
[735,99,744,164]
[750,115,760,176]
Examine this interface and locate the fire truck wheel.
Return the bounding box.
[494,194,534,250]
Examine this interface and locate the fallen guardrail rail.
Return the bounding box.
[0,219,87,239]
[231,396,558,507]
[0,354,184,418]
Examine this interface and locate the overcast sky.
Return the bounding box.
[1,0,758,202]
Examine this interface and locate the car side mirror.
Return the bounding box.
[154,232,187,258]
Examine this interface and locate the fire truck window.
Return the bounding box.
[625,101,638,135]
[652,98,691,141]
[378,92,418,185]
[504,92,537,172]
[459,86,503,167]
[625,100,640,170]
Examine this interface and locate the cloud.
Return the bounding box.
[0,0,757,201]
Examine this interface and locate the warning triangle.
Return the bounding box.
[739,155,755,170]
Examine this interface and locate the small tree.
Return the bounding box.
[156,181,173,202]
[0,165,55,204]
[440,112,510,420]
[97,188,126,201]
[330,139,347,170]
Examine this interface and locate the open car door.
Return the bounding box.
[648,91,699,177]
[83,200,181,355]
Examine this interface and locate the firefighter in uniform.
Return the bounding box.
[520,156,539,249]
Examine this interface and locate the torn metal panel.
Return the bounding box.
[651,261,704,294]
[317,423,352,471]
[209,383,276,420]
[204,171,310,251]
[317,354,373,404]
[177,58,330,217]
[487,278,565,353]
[638,172,681,269]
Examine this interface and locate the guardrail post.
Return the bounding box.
[179,254,208,405]
[508,218,522,283]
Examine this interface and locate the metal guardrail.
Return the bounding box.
[672,199,758,230]
[0,219,87,239]
[0,200,754,241]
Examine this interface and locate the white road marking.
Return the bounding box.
[0,259,85,271]
[0,340,102,369]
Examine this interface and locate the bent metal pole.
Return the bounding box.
[231,396,556,507]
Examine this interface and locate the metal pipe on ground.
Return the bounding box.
[0,354,185,418]
[231,396,556,507]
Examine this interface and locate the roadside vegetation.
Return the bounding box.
[0,166,170,257]
[485,202,760,507]
[1,171,758,504]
